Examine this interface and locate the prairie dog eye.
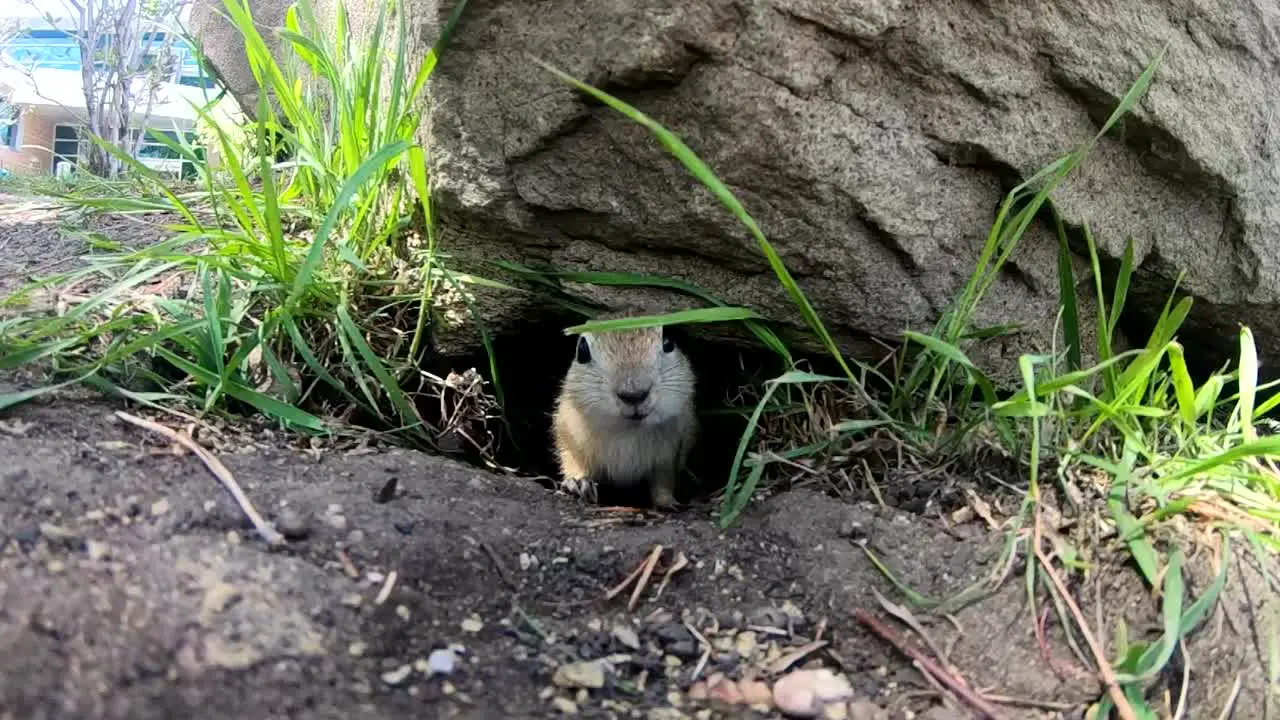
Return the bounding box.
[662,335,676,354]
[576,336,591,364]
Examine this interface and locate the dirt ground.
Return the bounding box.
[0,192,1275,720]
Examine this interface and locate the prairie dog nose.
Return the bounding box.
[617,387,651,406]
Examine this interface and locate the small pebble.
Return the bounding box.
[427,648,456,676]
[611,624,641,651]
[276,509,311,540]
[393,520,414,535]
[706,675,743,705]
[13,526,40,549]
[85,540,111,561]
[740,679,773,707]
[396,605,411,621]
[381,664,413,686]
[551,697,578,714]
[667,639,697,658]
[552,659,607,689]
[838,513,863,538]
[734,631,758,658]
[341,593,363,608]
[822,702,849,720]
[375,477,398,503]
[348,642,366,657]
[654,623,694,646]
[773,669,854,718]
[150,498,170,517]
[461,617,483,633]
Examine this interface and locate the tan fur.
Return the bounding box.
[551,315,698,509]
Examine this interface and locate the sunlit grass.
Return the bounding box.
[0,0,480,450]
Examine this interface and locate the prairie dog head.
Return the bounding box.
[561,324,695,427]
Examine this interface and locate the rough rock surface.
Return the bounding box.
[193,0,1280,374]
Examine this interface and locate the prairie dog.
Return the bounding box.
[551,320,698,509]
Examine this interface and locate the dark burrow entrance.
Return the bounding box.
[431,312,792,509]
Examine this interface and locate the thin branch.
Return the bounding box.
[115,411,285,546]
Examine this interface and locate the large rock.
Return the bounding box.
[193,0,1280,377]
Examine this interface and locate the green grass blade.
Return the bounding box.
[565,306,763,334]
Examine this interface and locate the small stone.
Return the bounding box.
[346,529,365,544]
[85,539,111,561]
[393,520,414,535]
[341,593,363,608]
[47,559,66,574]
[150,498,170,517]
[667,640,698,658]
[740,680,773,707]
[822,702,849,720]
[276,509,311,540]
[551,697,578,714]
[664,655,683,668]
[461,616,483,633]
[747,602,783,625]
[734,631,758,658]
[519,552,537,570]
[644,609,676,627]
[442,681,456,695]
[427,648,456,676]
[38,523,80,547]
[348,642,366,656]
[780,600,806,625]
[706,675,743,705]
[654,623,694,646]
[326,513,348,531]
[552,659,607,689]
[838,513,863,538]
[375,477,398,504]
[396,605,411,621]
[773,669,854,718]
[612,624,641,650]
[381,664,413,686]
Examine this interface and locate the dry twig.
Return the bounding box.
[1034,543,1136,720]
[854,608,1004,720]
[116,411,284,545]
